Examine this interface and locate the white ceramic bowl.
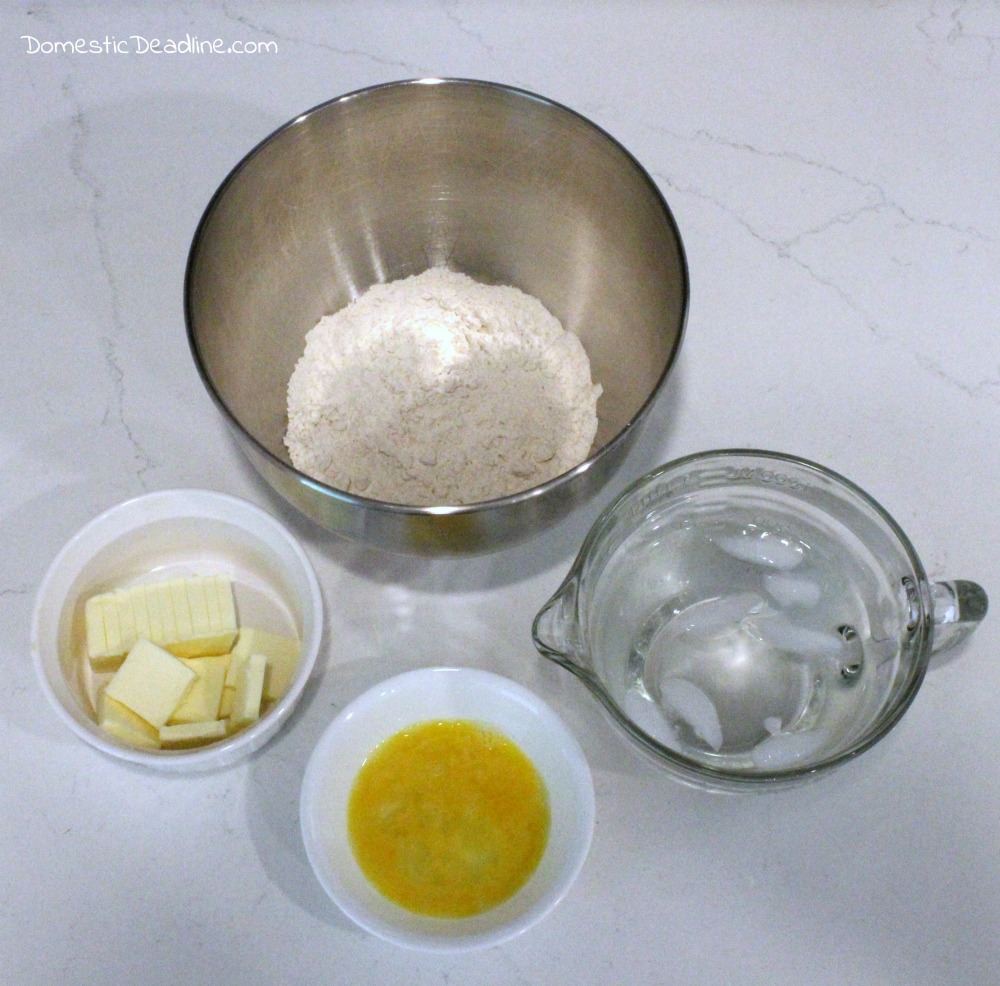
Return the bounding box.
[31,489,323,772]
[300,668,595,952]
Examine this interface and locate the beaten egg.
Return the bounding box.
[347,719,550,918]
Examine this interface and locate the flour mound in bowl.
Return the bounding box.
[284,267,602,506]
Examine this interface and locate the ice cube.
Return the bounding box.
[763,716,783,736]
[671,592,765,637]
[657,676,724,751]
[763,572,821,608]
[747,614,847,661]
[622,685,680,748]
[712,529,805,571]
[751,728,828,770]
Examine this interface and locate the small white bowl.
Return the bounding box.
[300,667,595,952]
[31,489,323,772]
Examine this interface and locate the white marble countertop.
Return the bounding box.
[4,3,998,983]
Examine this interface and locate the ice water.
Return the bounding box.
[588,507,905,771]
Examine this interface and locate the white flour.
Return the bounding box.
[284,267,602,506]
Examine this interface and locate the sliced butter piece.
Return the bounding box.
[85,596,125,673]
[169,579,194,641]
[97,691,161,750]
[218,685,235,719]
[185,578,210,637]
[83,596,114,671]
[84,595,109,667]
[103,638,196,729]
[165,576,237,658]
[102,598,124,663]
[204,575,222,632]
[85,575,238,666]
[114,589,138,656]
[213,574,238,634]
[156,582,179,643]
[159,719,228,749]
[228,652,266,732]
[225,627,300,701]
[127,584,152,643]
[168,655,229,724]
[143,584,165,645]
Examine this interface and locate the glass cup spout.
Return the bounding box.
[532,575,587,672]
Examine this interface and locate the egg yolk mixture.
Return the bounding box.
[347,719,551,918]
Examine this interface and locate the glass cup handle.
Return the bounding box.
[929,580,988,655]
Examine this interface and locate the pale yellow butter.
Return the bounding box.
[168,655,229,724]
[102,599,123,663]
[213,574,238,634]
[86,598,124,673]
[82,573,281,751]
[204,576,221,632]
[84,575,238,667]
[168,576,237,658]
[185,578,210,638]
[159,719,227,749]
[84,596,109,668]
[114,589,137,655]
[225,627,300,701]
[103,638,196,729]
[145,584,167,645]
[158,583,180,642]
[169,579,194,641]
[127,585,151,645]
[97,691,161,750]
[228,652,267,732]
[218,685,235,719]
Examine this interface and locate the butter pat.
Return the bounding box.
[103,639,196,729]
[169,579,194,641]
[218,685,235,719]
[143,584,166,645]
[127,585,151,645]
[84,575,239,668]
[185,578,210,639]
[168,655,229,724]
[228,653,267,732]
[226,627,300,701]
[82,572,291,752]
[166,575,238,659]
[97,691,161,750]
[116,591,137,656]
[159,719,228,749]
[84,596,110,670]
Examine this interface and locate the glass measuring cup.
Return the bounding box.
[532,450,988,790]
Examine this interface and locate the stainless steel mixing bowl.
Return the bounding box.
[185,78,688,555]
